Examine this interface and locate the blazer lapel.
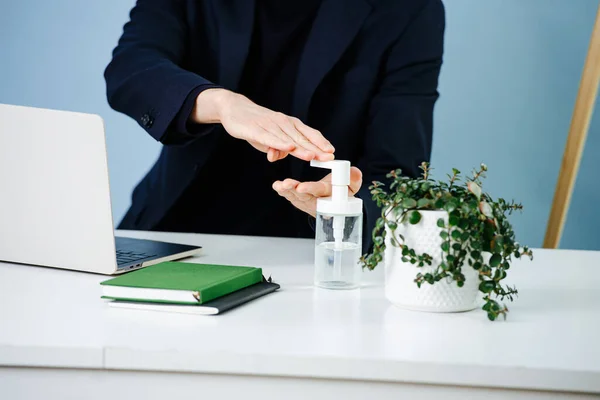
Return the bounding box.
[213,0,256,90]
[290,0,372,179]
[293,0,372,122]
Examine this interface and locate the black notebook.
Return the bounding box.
[106,281,280,315]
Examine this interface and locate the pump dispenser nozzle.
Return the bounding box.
[310,160,352,251]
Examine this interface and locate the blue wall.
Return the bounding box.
[0,0,161,232]
[1,0,599,250]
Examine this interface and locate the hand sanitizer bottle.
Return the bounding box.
[311,160,363,290]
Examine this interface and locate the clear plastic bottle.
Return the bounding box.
[311,160,363,290]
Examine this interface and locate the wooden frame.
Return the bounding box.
[544,3,600,248]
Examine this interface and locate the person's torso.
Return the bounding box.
[155,0,324,237]
[144,0,432,234]
[178,0,415,164]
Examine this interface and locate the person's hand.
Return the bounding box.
[272,167,363,217]
[192,88,335,162]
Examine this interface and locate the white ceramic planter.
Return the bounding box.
[384,210,481,312]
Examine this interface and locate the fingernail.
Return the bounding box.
[326,144,335,152]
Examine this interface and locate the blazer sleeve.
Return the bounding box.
[104,0,220,144]
[357,0,445,250]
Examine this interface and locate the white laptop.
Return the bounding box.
[0,104,202,275]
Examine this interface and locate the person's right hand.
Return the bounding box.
[191,88,335,162]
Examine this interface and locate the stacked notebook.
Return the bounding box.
[101,262,279,315]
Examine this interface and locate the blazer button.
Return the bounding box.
[140,113,154,128]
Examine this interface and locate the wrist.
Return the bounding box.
[192,88,235,124]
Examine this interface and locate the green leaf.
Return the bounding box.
[434,198,445,209]
[424,273,434,284]
[468,181,482,199]
[440,231,449,240]
[489,300,501,312]
[457,280,464,288]
[420,182,431,191]
[408,210,422,225]
[452,243,462,251]
[449,215,459,226]
[441,242,450,252]
[490,253,502,268]
[481,241,492,253]
[417,198,431,208]
[401,257,409,263]
[487,312,497,321]
[390,238,398,247]
[376,218,385,230]
[471,250,481,259]
[451,230,462,240]
[402,198,417,209]
[479,280,496,293]
[444,199,458,213]
[388,221,398,231]
[437,218,446,228]
[473,262,482,270]
[373,236,384,246]
[461,202,472,214]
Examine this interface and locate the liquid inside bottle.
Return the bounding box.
[314,241,361,289]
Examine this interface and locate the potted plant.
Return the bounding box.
[360,162,533,320]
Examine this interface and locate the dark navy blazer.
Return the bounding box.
[104,0,445,249]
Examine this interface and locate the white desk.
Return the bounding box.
[1,231,599,399]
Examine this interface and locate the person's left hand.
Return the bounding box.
[272,167,363,218]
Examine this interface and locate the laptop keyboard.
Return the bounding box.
[116,249,157,266]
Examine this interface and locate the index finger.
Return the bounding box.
[349,167,363,195]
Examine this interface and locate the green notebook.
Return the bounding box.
[100,262,263,305]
